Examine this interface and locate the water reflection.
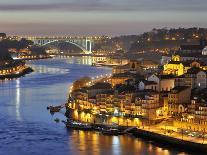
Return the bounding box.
[64,56,93,65]
[67,131,187,155]
[112,136,120,155]
[16,79,21,121]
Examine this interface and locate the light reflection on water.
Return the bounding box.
[0,57,192,155]
[15,79,21,121]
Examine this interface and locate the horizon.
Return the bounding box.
[1,0,207,36]
[6,27,207,37]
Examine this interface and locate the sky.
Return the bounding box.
[0,0,207,36]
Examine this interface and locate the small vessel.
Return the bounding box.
[47,105,62,113]
[101,128,124,136]
[54,118,60,123]
[65,121,92,131]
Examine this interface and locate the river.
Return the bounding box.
[0,57,191,155]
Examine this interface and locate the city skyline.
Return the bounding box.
[1,0,207,36]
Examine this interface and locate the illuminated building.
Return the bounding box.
[161,39,207,65]
[135,91,163,120]
[168,86,191,116]
[147,74,175,92]
[175,67,207,89]
[174,100,207,132]
[163,55,185,76]
[111,72,143,87]
[112,59,158,75]
[163,55,207,76]
[138,80,158,91]
[0,60,28,77]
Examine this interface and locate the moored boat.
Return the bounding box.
[101,128,125,136]
[65,121,93,131]
[47,105,62,113]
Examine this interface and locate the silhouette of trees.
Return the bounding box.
[0,38,33,50]
[72,77,91,91]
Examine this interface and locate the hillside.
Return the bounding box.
[94,27,207,53]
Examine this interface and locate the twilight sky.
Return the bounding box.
[0,0,207,36]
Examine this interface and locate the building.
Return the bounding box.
[112,64,131,74]
[112,60,142,74]
[112,59,158,75]
[147,74,175,92]
[173,100,207,132]
[175,67,207,89]
[161,39,207,65]
[168,86,191,116]
[111,72,144,87]
[82,82,112,98]
[135,91,163,120]
[180,39,207,55]
[0,60,27,76]
[163,55,185,76]
[163,55,207,76]
[196,70,207,88]
[138,80,158,91]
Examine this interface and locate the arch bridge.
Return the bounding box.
[26,36,94,54]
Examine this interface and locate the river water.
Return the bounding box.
[0,57,191,155]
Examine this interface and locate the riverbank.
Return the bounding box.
[63,114,207,152]
[0,66,33,80]
[14,55,52,61]
[133,128,207,152]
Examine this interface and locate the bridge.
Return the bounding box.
[26,36,95,54]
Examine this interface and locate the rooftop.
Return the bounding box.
[114,64,130,69]
[180,45,203,51]
[186,67,202,74]
[170,86,190,93]
[88,82,112,90]
[112,72,143,78]
[140,80,157,85]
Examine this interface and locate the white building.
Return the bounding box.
[147,74,175,92]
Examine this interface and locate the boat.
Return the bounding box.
[54,118,60,123]
[47,105,62,113]
[101,128,124,136]
[65,121,93,131]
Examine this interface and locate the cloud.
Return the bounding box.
[0,0,206,12]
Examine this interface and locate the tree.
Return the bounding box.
[29,46,47,55]
[0,44,13,63]
[72,77,91,91]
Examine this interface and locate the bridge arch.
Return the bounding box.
[42,40,91,54]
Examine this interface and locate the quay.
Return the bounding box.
[63,114,207,152]
[132,128,207,152]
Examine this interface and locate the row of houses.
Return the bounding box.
[69,52,207,131]
[0,60,27,75]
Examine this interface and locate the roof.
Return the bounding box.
[180,45,203,50]
[141,59,159,66]
[140,80,157,85]
[114,64,130,69]
[186,67,202,74]
[160,74,175,79]
[136,89,159,95]
[88,82,112,90]
[170,86,190,93]
[167,59,207,67]
[168,61,182,65]
[112,72,143,78]
[115,84,136,93]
